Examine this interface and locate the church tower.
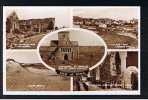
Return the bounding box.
[58,31,71,46]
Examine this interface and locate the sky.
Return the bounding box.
[73,7,140,20]
[4,6,140,28]
[6,50,41,63]
[4,6,71,27]
[6,29,105,63]
[40,29,105,46]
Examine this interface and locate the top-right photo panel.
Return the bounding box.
[73,7,140,49]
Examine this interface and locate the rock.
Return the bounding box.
[6,59,24,73]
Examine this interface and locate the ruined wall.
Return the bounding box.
[6,12,55,34]
[18,18,55,33]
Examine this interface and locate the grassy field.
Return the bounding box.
[24,34,46,44]
[6,66,70,91]
[101,33,138,49]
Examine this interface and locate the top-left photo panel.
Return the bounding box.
[3,6,72,49]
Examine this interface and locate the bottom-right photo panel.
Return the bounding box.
[73,51,139,91]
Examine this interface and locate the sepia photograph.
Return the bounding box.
[38,28,106,75]
[4,7,72,49]
[73,7,140,49]
[5,50,70,91]
[73,51,139,91]
[3,6,140,95]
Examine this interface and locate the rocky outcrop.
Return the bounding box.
[6,59,25,73]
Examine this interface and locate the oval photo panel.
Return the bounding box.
[37,28,107,76]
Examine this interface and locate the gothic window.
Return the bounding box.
[63,48,65,52]
[67,48,69,52]
[62,34,65,38]
[65,48,67,52]
[69,48,71,52]
[61,48,72,53]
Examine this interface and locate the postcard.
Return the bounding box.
[3,6,140,95]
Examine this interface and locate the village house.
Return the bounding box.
[73,16,138,38]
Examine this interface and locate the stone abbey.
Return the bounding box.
[6,11,55,34]
[39,31,105,67]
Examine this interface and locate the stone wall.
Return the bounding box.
[6,12,55,35]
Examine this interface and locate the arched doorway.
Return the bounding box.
[64,54,68,61]
[123,66,138,90]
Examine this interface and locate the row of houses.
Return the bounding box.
[73,16,138,36]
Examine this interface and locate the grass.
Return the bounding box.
[6,67,70,91]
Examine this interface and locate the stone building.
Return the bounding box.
[73,16,138,37]
[6,11,55,49]
[40,31,105,68]
[49,31,79,64]
[18,18,55,34]
[6,11,55,34]
[88,51,138,90]
[40,31,79,66]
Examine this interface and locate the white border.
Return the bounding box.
[70,77,73,91]
[3,6,140,95]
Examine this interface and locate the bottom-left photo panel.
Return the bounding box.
[5,50,71,91]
